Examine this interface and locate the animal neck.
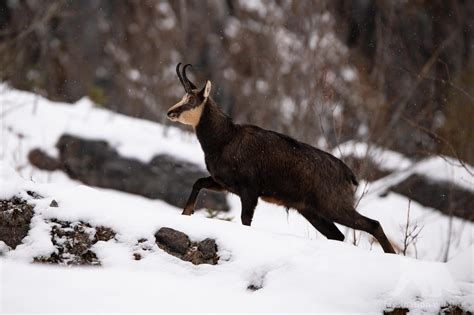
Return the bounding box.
[195,98,236,154]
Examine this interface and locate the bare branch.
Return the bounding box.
[400,200,424,257]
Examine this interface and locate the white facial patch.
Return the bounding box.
[167,93,205,127]
[178,104,204,127]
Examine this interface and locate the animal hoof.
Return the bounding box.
[181,208,194,216]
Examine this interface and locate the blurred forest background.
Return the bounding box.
[0,0,473,164]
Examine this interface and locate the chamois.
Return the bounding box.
[167,63,396,254]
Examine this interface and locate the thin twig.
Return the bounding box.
[400,199,424,257]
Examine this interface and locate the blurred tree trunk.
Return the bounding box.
[331,0,474,161]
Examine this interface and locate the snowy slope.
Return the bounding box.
[0,162,472,313]
[0,84,204,168]
[1,85,474,312]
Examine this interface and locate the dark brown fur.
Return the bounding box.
[168,65,396,254]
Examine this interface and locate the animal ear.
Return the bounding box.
[200,80,212,98]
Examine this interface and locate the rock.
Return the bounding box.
[49,200,59,207]
[28,148,61,171]
[155,227,190,255]
[440,305,467,315]
[148,154,227,211]
[133,253,142,260]
[184,238,219,265]
[34,219,115,265]
[247,284,262,291]
[131,238,155,261]
[29,134,229,211]
[384,305,467,315]
[154,227,219,265]
[198,238,218,261]
[26,190,43,199]
[383,308,409,315]
[0,197,35,249]
[95,226,116,242]
[390,174,474,221]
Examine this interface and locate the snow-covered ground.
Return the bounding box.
[1,162,473,313]
[1,85,473,312]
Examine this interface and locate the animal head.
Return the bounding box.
[167,63,212,127]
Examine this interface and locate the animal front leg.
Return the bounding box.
[182,176,225,215]
[239,192,258,226]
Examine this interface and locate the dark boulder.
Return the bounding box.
[154,227,219,265]
[390,174,474,221]
[28,134,229,211]
[197,238,218,261]
[148,154,227,211]
[0,196,35,249]
[155,227,190,255]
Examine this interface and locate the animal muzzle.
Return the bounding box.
[167,110,179,121]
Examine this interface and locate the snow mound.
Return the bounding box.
[0,161,27,199]
[448,245,474,283]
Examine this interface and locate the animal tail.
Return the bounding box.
[339,159,359,186]
[349,171,359,186]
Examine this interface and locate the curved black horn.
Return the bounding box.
[176,63,188,91]
[182,64,197,90]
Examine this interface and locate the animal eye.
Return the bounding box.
[188,96,197,104]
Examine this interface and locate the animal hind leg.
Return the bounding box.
[301,211,345,241]
[182,177,225,215]
[239,191,259,226]
[330,209,396,254]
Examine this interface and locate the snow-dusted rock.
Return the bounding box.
[0,197,35,249]
[390,174,474,221]
[28,134,229,211]
[155,227,219,265]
